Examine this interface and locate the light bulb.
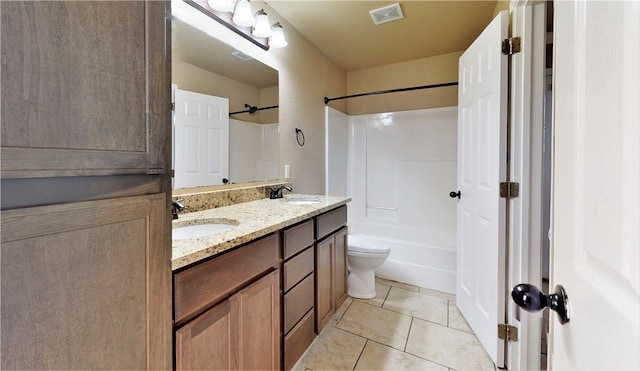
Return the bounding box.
[232,0,255,27]
[252,9,272,38]
[269,22,287,48]
[207,0,234,12]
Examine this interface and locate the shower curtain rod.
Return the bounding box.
[324,81,458,104]
[229,104,279,116]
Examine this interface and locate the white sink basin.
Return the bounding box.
[285,199,321,205]
[173,219,238,241]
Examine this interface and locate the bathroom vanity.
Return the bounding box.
[171,195,350,370]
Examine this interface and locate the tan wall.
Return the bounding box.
[262,3,347,194]
[259,86,279,124]
[172,60,278,125]
[175,2,347,194]
[344,51,462,115]
[493,0,511,17]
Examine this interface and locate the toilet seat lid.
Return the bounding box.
[348,235,390,254]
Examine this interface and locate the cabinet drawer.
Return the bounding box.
[283,220,314,259]
[284,309,315,371]
[283,247,314,292]
[283,274,314,334]
[174,233,280,324]
[316,205,347,240]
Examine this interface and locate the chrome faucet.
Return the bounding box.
[269,185,292,199]
[172,199,185,220]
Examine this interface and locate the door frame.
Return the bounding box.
[507,0,548,370]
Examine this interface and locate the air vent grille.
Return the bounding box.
[231,50,254,61]
[369,3,404,25]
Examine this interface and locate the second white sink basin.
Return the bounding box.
[173,219,238,241]
[285,199,321,205]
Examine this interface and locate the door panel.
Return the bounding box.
[236,270,281,371]
[0,1,168,178]
[551,1,640,369]
[174,88,229,188]
[456,11,508,366]
[1,194,171,370]
[175,299,237,371]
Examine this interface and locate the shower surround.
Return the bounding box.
[327,106,458,293]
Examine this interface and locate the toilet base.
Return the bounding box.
[347,269,377,299]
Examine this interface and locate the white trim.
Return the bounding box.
[508,0,548,370]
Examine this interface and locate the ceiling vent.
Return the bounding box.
[369,3,404,25]
[231,50,254,61]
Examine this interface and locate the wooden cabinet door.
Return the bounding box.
[0,1,169,178]
[176,270,281,371]
[332,227,348,309]
[315,237,334,333]
[0,194,171,370]
[175,300,238,371]
[235,270,281,371]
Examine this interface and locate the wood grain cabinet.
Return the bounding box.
[175,270,280,371]
[1,1,172,369]
[315,206,348,334]
[282,220,316,370]
[1,1,168,178]
[0,194,171,370]
[174,234,281,371]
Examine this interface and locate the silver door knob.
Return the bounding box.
[511,283,570,325]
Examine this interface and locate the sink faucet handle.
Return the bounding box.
[269,185,293,199]
[172,199,186,220]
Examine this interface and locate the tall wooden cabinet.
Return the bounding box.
[1,1,172,369]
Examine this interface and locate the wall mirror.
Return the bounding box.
[172,18,279,189]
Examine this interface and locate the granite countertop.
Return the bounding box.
[172,194,351,270]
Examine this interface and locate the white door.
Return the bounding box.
[550,1,640,369]
[173,88,229,189]
[456,11,508,367]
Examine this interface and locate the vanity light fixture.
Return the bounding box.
[185,0,287,50]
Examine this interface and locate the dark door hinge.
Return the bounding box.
[171,102,175,111]
[502,37,521,55]
[498,323,519,342]
[500,182,520,199]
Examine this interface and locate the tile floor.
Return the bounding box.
[293,278,496,371]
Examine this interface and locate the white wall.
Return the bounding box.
[229,119,279,183]
[325,107,349,196]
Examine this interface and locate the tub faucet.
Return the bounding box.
[172,199,185,220]
[270,185,292,199]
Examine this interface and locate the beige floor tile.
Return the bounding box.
[336,300,412,350]
[293,325,366,371]
[328,297,354,327]
[447,301,473,333]
[419,287,456,302]
[406,319,495,371]
[383,287,448,326]
[376,277,420,292]
[355,341,448,371]
[355,282,391,307]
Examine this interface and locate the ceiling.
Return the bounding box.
[173,19,279,88]
[173,1,499,87]
[268,0,498,72]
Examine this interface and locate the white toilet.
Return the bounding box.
[347,235,391,299]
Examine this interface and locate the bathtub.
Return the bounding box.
[347,228,456,294]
